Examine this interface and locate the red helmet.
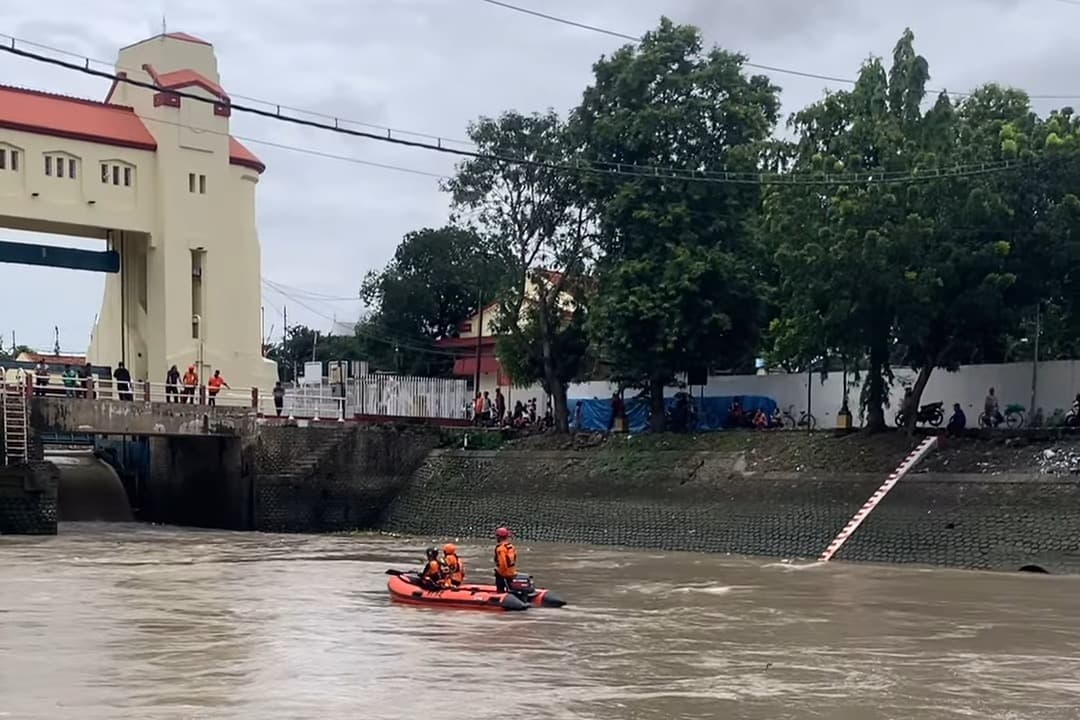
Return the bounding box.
[495,527,510,539]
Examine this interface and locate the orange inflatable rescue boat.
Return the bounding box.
[385,570,566,611]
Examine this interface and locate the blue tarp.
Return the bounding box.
[568,394,778,433]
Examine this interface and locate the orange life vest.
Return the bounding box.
[421,559,444,587]
[494,541,517,579]
[444,553,465,584]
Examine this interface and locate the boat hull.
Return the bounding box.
[387,573,528,611]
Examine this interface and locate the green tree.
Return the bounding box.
[764,29,1080,432]
[266,324,364,382]
[572,18,780,429]
[445,111,593,432]
[358,225,509,375]
[0,343,34,363]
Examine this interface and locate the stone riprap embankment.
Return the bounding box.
[380,433,1080,574]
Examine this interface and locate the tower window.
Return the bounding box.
[44,154,78,179]
[0,148,19,172]
[199,174,206,194]
[101,162,134,186]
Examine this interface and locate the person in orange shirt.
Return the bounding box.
[181,366,199,404]
[442,543,465,587]
[207,369,230,406]
[493,527,517,593]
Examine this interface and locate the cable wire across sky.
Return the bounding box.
[477,0,1080,101]
[0,39,1043,187]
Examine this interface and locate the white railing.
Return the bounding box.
[277,384,347,421]
[353,374,469,420]
[11,368,467,422]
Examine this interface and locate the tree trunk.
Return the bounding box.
[536,294,570,434]
[865,333,888,433]
[649,376,666,432]
[549,377,569,433]
[904,363,936,436]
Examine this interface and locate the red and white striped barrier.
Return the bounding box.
[818,435,939,563]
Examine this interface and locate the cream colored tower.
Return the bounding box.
[86,32,278,390]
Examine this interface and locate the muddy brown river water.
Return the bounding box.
[1,523,1078,719]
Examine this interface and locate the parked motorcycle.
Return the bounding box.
[894,400,944,428]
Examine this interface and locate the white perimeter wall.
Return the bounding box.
[568,360,1080,428]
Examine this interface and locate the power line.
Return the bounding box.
[135,109,451,180]
[0,39,1037,187]
[263,282,463,358]
[262,278,362,302]
[477,0,1080,101]
[0,32,477,150]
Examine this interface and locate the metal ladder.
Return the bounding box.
[2,370,29,465]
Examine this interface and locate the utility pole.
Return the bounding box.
[1030,302,1041,417]
[473,285,483,397]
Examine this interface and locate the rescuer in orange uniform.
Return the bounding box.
[493,527,517,593]
[419,547,445,590]
[442,544,465,587]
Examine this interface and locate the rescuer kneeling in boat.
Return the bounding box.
[493,527,517,593]
[442,544,465,587]
[420,547,446,590]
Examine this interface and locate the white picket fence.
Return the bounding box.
[281,374,469,421]
[354,374,469,420]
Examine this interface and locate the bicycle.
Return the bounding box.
[978,403,1025,430]
[781,404,817,430]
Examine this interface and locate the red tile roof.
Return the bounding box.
[17,352,87,367]
[165,32,211,46]
[0,84,157,151]
[146,65,228,101]
[0,83,264,173]
[229,137,265,173]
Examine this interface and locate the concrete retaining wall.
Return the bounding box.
[142,436,249,529]
[380,450,1080,573]
[252,425,440,533]
[29,397,256,437]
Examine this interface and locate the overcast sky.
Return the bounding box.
[1,0,1078,355]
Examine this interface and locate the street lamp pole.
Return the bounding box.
[1030,302,1041,417]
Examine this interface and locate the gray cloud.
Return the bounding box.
[2,0,1079,355]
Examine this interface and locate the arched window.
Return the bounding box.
[99,160,136,187]
[0,142,23,173]
[43,151,80,180]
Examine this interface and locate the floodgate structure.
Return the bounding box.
[1,34,1078,578]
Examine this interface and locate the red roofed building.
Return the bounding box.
[433,270,578,399]
[0,32,278,393]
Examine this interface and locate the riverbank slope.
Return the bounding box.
[380,430,1080,573]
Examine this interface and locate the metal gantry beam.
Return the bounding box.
[0,240,119,273]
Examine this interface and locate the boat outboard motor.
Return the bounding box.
[507,573,535,600]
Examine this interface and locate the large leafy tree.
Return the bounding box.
[445,111,593,432]
[761,29,1075,431]
[571,18,780,430]
[358,225,509,375]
